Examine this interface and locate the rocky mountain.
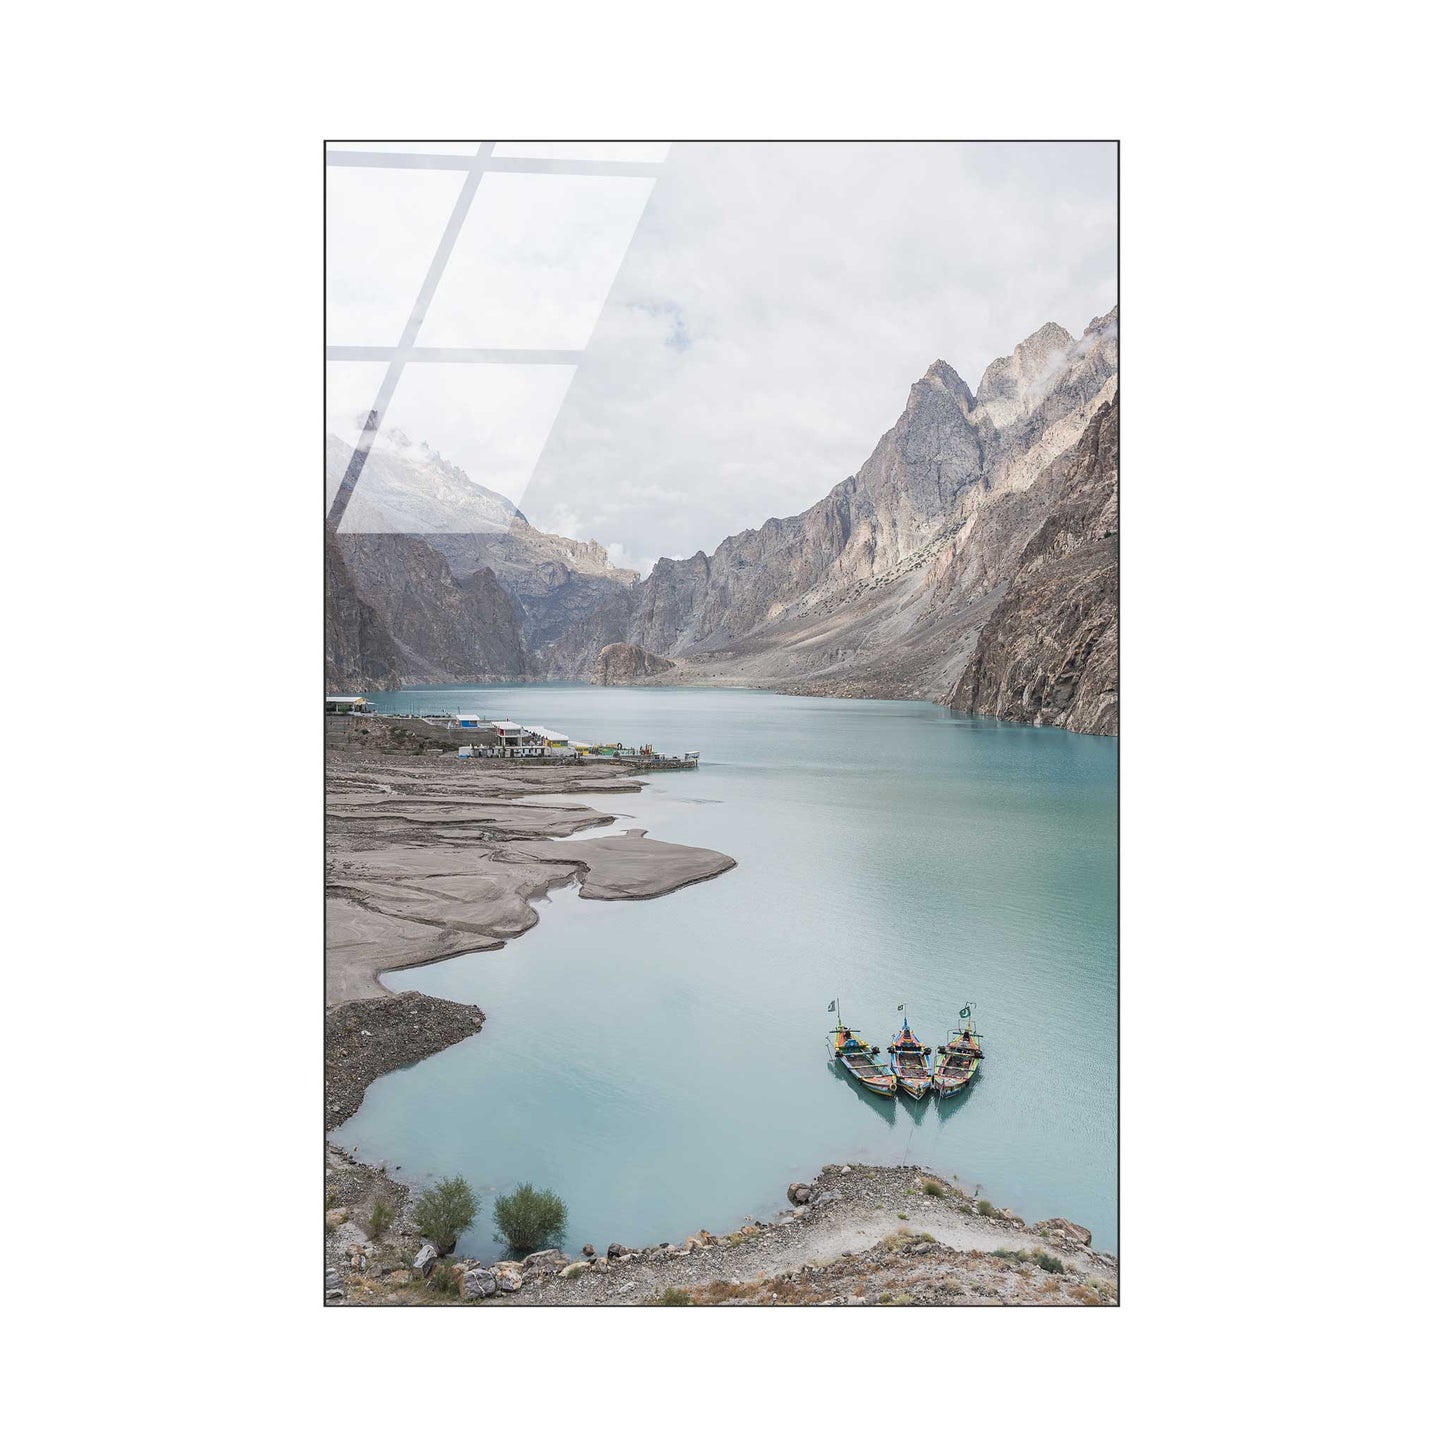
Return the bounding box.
[591,643,676,686]
[323,432,637,686]
[425,526,636,655]
[328,532,529,688]
[325,528,400,691]
[327,431,521,537]
[323,310,1119,733]
[947,398,1118,733]
[558,309,1118,732]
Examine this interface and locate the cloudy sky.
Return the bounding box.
[326,142,1116,572]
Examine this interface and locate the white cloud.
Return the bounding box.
[417,173,655,350]
[517,142,1118,569]
[326,143,1117,565]
[325,167,463,345]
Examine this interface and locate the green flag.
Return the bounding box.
[897,1003,904,1011]
[827,1000,836,1012]
[960,1006,971,1019]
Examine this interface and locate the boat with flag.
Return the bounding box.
[887,1009,933,1100]
[826,1001,897,1097]
[933,1005,984,1097]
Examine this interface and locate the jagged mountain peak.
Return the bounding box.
[976,321,1075,404]
[917,358,976,411]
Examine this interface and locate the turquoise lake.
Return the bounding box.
[332,683,1118,1260]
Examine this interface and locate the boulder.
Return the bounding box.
[493,1262,523,1293]
[1037,1217,1092,1247]
[461,1268,498,1300]
[581,1243,596,1258]
[606,1242,625,1259]
[324,1267,344,1300]
[413,1243,438,1276]
[520,1248,569,1275]
[793,1205,812,1219]
[786,1182,813,1205]
[559,1261,591,1280]
[325,1207,349,1229]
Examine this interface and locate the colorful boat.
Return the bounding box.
[887,1015,933,1100]
[933,1007,984,1097]
[827,1008,897,1097]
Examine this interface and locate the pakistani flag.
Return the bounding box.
[827,1000,836,1012]
[959,1005,972,1020]
[897,1003,905,1011]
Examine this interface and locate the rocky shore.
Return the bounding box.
[325,991,485,1128]
[325,1158,1118,1307]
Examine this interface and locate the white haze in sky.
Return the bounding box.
[327,142,1117,574]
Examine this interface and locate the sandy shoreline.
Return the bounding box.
[325,753,736,1005]
[325,745,736,1142]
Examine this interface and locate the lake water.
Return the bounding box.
[332,683,1118,1259]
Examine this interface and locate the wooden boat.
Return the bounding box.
[828,1013,897,1097]
[887,1016,933,1100]
[933,1009,984,1097]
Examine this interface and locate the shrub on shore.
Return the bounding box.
[493,1183,568,1254]
[365,1196,396,1241]
[653,1287,694,1306]
[920,1179,946,1198]
[976,1199,999,1217]
[414,1176,479,1255]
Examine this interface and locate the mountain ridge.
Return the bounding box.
[324,309,1119,734]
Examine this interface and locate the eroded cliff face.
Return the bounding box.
[331,533,530,686]
[325,528,400,692]
[591,643,676,686]
[946,399,1119,734]
[427,525,637,657]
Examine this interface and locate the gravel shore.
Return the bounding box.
[325,991,485,1128]
[325,1159,1118,1307]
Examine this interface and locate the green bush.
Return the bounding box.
[920,1179,946,1198]
[414,1175,478,1255]
[364,1196,396,1241]
[1034,1251,1065,1274]
[492,1183,568,1254]
[977,1199,999,1217]
[653,1287,694,1306]
[428,1262,461,1297]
